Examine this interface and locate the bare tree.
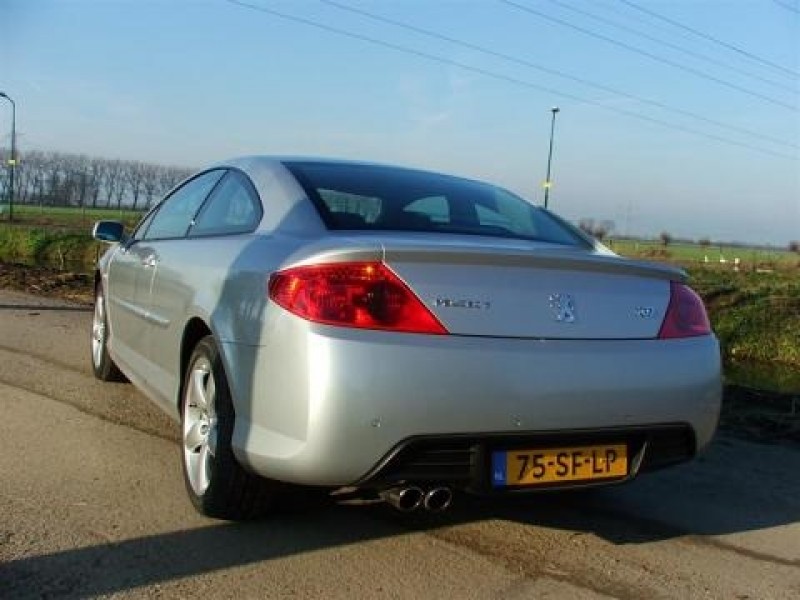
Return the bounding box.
[659,231,673,247]
[2,149,193,210]
[594,219,615,241]
[87,158,105,209]
[599,219,615,236]
[103,160,124,208]
[141,163,162,209]
[0,145,9,200]
[578,218,615,240]
[158,166,189,199]
[124,161,147,210]
[593,225,609,241]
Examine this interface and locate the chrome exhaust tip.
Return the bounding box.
[423,487,453,512]
[381,486,424,512]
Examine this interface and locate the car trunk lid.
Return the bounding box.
[379,235,681,340]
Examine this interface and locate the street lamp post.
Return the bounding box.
[0,92,16,222]
[543,106,559,210]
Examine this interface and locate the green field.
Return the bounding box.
[609,239,799,371]
[0,206,145,267]
[2,204,144,232]
[687,266,799,367]
[0,225,102,268]
[607,238,797,269]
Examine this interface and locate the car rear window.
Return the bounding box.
[284,161,587,246]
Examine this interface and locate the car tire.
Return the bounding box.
[91,283,126,382]
[181,335,275,520]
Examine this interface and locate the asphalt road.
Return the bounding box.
[0,289,798,599]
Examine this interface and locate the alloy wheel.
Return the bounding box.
[182,356,219,496]
[91,290,106,369]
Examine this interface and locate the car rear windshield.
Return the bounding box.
[284,161,588,247]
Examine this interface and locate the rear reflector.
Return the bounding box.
[658,282,711,339]
[268,261,448,334]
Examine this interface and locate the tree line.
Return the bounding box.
[0,149,193,211]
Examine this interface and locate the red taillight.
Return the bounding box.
[268,261,448,334]
[658,282,711,339]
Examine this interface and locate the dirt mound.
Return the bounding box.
[721,384,799,445]
[0,261,93,306]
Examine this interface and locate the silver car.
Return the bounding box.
[91,156,721,519]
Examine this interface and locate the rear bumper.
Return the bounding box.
[225,324,721,487]
[356,423,696,493]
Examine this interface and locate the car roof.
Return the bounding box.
[215,155,486,185]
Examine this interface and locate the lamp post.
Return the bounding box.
[0,91,16,222]
[543,106,559,210]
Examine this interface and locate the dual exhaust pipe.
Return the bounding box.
[381,486,453,513]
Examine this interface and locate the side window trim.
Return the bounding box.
[131,205,159,243]
[142,169,227,242]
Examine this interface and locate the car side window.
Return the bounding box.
[318,189,381,224]
[143,170,225,241]
[475,203,513,231]
[403,196,449,224]
[189,170,262,237]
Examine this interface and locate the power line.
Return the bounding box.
[772,0,800,15]
[321,0,797,149]
[222,0,796,160]
[617,0,799,79]
[500,0,798,111]
[546,0,796,94]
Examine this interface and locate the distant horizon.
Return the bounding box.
[1,142,798,249]
[1,0,798,246]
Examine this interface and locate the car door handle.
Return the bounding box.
[142,254,158,268]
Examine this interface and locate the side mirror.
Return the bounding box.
[92,220,126,244]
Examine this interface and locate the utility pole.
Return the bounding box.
[0,91,16,222]
[543,106,559,210]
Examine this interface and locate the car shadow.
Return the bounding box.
[4,433,798,598]
[0,504,396,599]
[438,433,800,545]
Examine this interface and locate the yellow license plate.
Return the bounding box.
[492,444,628,487]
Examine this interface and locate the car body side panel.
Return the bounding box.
[139,235,284,410]
[222,157,326,236]
[229,313,721,486]
[105,243,154,370]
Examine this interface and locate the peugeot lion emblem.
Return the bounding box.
[549,293,577,323]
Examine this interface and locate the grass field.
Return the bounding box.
[607,238,798,269]
[0,205,145,267]
[687,266,799,368]
[0,226,103,268]
[608,239,798,371]
[2,204,144,232]
[3,206,797,264]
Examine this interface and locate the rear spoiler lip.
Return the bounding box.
[382,246,686,283]
[277,233,687,283]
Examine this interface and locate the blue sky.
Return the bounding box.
[1,0,798,245]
